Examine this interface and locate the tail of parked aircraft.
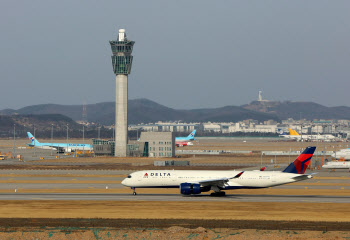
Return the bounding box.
[288,128,300,136]
[278,129,286,135]
[187,130,196,139]
[27,132,40,146]
[283,146,316,174]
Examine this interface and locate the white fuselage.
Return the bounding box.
[121,170,308,190]
[281,135,335,142]
[331,149,350,160]
[323,161,350,169]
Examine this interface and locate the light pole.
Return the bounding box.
[260,151,263,168]
[316,124,319,169]
[66,124,69,154]
[300,112,303,152]
[51,124,53,156]
[83,125,85,154]
[13,124,15,157]
[98,126,101,139]
[33,125,36,156]
[289,147,291,164]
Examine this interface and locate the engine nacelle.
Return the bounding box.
[180,183,201,195]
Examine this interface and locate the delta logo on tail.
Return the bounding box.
[283,146,316,174]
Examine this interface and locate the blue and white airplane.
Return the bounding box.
[26,132,93,152]
[175,130,196,142]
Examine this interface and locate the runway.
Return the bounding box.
[1,192,349,203]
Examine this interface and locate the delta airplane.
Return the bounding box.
[26,132,93,152]
[279,129,336,142]
[122,146,316,196]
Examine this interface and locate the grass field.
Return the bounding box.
[0,200,349,222]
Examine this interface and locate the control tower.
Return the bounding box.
[109,29,135,157]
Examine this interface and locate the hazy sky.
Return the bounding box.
[1,1,349,110]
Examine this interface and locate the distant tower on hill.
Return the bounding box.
[258,91,269,102]
[258,91,263,101]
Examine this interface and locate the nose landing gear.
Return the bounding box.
[132,187,137,195]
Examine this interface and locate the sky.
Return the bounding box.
[1,1,350,110]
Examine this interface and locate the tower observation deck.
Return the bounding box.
[109,29,135,157]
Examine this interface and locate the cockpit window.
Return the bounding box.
[127,175,132,178]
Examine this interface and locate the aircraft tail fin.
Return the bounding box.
[27,132,40,146]
[278,129,286,135]
[283,146,316,174]
[289,128,300,136]
[187,130,196,139]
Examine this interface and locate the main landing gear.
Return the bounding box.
[132,187,137,195]
[210,191,226,197]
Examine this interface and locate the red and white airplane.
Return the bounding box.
[175,141,194,147]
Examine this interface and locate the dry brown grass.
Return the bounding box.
[0,200,349,222]
[0,227,348,240]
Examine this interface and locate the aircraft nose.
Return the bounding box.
[121,179,127,186]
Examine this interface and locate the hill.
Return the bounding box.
[0,114,82,138]
[242,101,350,120]
[1,99,280,125]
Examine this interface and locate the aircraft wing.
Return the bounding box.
[197,171,244,187]
[292,173,315,181]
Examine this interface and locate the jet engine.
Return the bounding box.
[180,183,201,195]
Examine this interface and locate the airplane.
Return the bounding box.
[122,146,316,196]
[26,132,93,152]
[279,128,336,142]
[322,160,350,171]
[331,148,350,160]
[175,141,194,147]
[175,130,196,142]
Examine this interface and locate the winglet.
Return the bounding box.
[231,171,244,179]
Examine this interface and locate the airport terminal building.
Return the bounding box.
[93,132,175,157]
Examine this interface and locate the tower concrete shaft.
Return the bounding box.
[110,29,135,157]
[115,74,128,156]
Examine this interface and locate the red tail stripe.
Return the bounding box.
[296,154,313,162]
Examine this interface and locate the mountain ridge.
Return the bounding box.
[2,99,350,125]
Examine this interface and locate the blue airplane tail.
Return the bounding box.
[187,130,196,139]
[27,132,40,146]
[278,129,286,135]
